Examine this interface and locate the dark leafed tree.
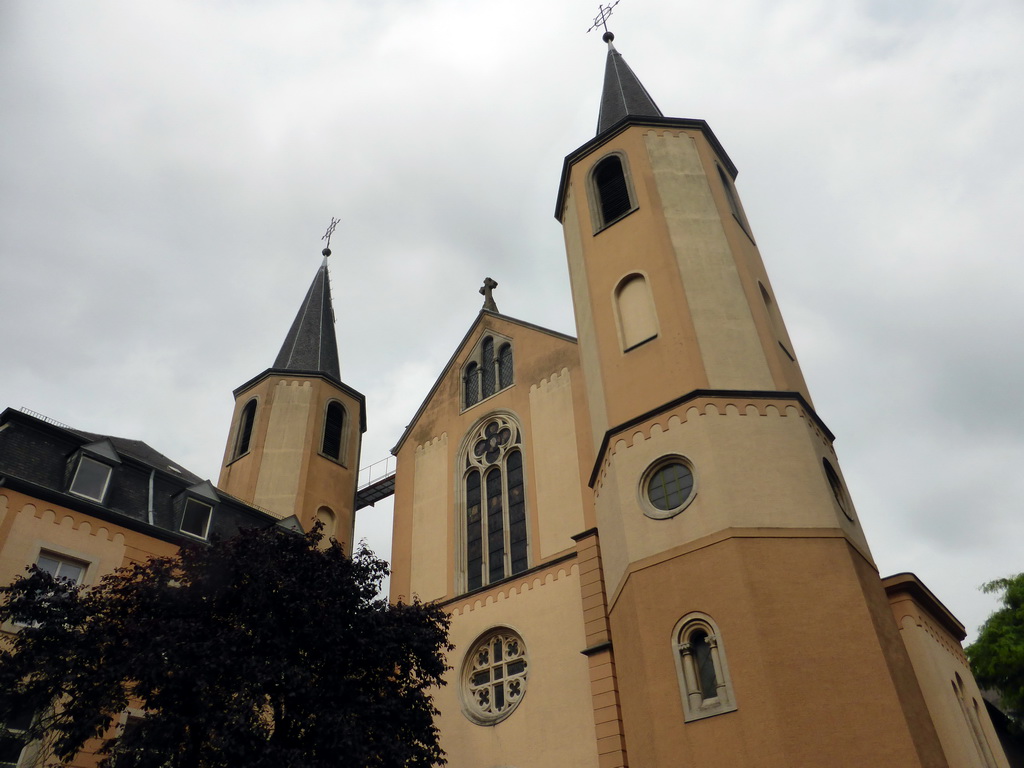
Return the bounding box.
[967,573,1024,730]
[0,525,450,768]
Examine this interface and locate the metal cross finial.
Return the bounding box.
[321,217,339,257]
[587,0,620,36]
[480,277,499,313]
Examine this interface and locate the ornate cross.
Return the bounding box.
[321,217,340,253]
[480,277,499,313]
[587,0,620,35]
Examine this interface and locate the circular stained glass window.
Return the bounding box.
[462,629,528,725]
[643,458,695,519]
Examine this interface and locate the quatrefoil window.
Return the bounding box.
[463,629,528,725]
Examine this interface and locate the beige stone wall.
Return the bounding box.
[592,397,871,598]
[390,315,594,604]
[610,536,945,768]
[887,579,1010,768]
[435,562,599,768]
[218,373,361,550]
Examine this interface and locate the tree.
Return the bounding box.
[0,525,451,768]
[967,573,1024,729]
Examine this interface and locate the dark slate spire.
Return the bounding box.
[596,33,662,136]
[273,254,341,380]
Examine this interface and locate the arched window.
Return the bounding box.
[615,274,658,350]
[498,343,513,389]
[321,401,346,462]
[462,628,529,725]
[953,674,998,768]
[315,506,337,539]
[464,362,479,408]
[463,415,527,591]
[481,337,496,399]
[592,154,634,227]
[234,398,257,458]
[718,165,752,237]
[672,613,737,721]
[823,458,854,522]
[461,335,514,409]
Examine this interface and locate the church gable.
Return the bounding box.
[390,312,595,605]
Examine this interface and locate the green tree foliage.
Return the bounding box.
[0,525,450,768]
[967,573,1024,728]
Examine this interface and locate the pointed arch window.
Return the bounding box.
[462,335,514,410]
[672,613,737,721]
[321,401,346,463]
[590,153,637,231]
[234,398,257,459]
[463,415,528,592]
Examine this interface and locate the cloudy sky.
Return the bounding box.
[2,0,1022,642]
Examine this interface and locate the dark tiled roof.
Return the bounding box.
[74,431,202,484]
[597,41,663,136]
[272,261,341,380]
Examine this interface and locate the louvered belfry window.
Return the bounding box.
[235,398,257,458]
[594,155,632,225]
[464,416,528,591]
[321,401,345,461]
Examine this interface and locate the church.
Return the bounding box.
[0,29,1013,768]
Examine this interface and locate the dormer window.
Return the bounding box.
[69,456,113,502]
[463,335,514,409]
[180,498,213,539]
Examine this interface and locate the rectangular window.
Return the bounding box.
[180,499,213,539]
[0,711,31,768]
[69,456,112,502]
[36,552,87,585]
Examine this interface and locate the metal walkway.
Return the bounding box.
[355,456,396,510]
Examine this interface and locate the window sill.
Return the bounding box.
[592,205,639,235]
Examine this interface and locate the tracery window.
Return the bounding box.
[462,628,528,725]
[672,613,737,721]
[462,335,514,409]
[463,415,527,591]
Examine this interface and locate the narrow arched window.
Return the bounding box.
[235,399,257,458]
[593,155,633,227]
[615,274,658,350]
[498,343,513,389]
[673,613,737,721]
[321,401,345,461]
[463,416,528,592]
[481,337,496,398]
[464,362,480,408]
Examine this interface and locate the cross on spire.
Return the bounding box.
[480,277,499,313]
[587,0,620,38]
[321,217,339,257]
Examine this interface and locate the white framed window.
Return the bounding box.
[640,456,697,520]
[672,612,737,722]
[69,455,112,503]
[36,551,87,585]
[180,498,213,539]
[461,628,529,725]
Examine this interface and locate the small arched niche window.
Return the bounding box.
[615,273,658,351]
[672,613,737,722]
[463,415,528,591]
[321,401,346,463]
[590,153,637,231]
[234,398,258,459]
[462,334,514,410]
[315,505,337,541]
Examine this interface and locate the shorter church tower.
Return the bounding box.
[217,249,365,551]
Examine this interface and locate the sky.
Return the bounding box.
[1,0,1022,644]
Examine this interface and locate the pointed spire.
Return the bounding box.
[273,253,341,380]
[596,33,663,136]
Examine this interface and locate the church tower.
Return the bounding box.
[217,250,365,551]
[554,33,949,767]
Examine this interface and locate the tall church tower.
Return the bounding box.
[218,250,365,551]
[554,33,949,767]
